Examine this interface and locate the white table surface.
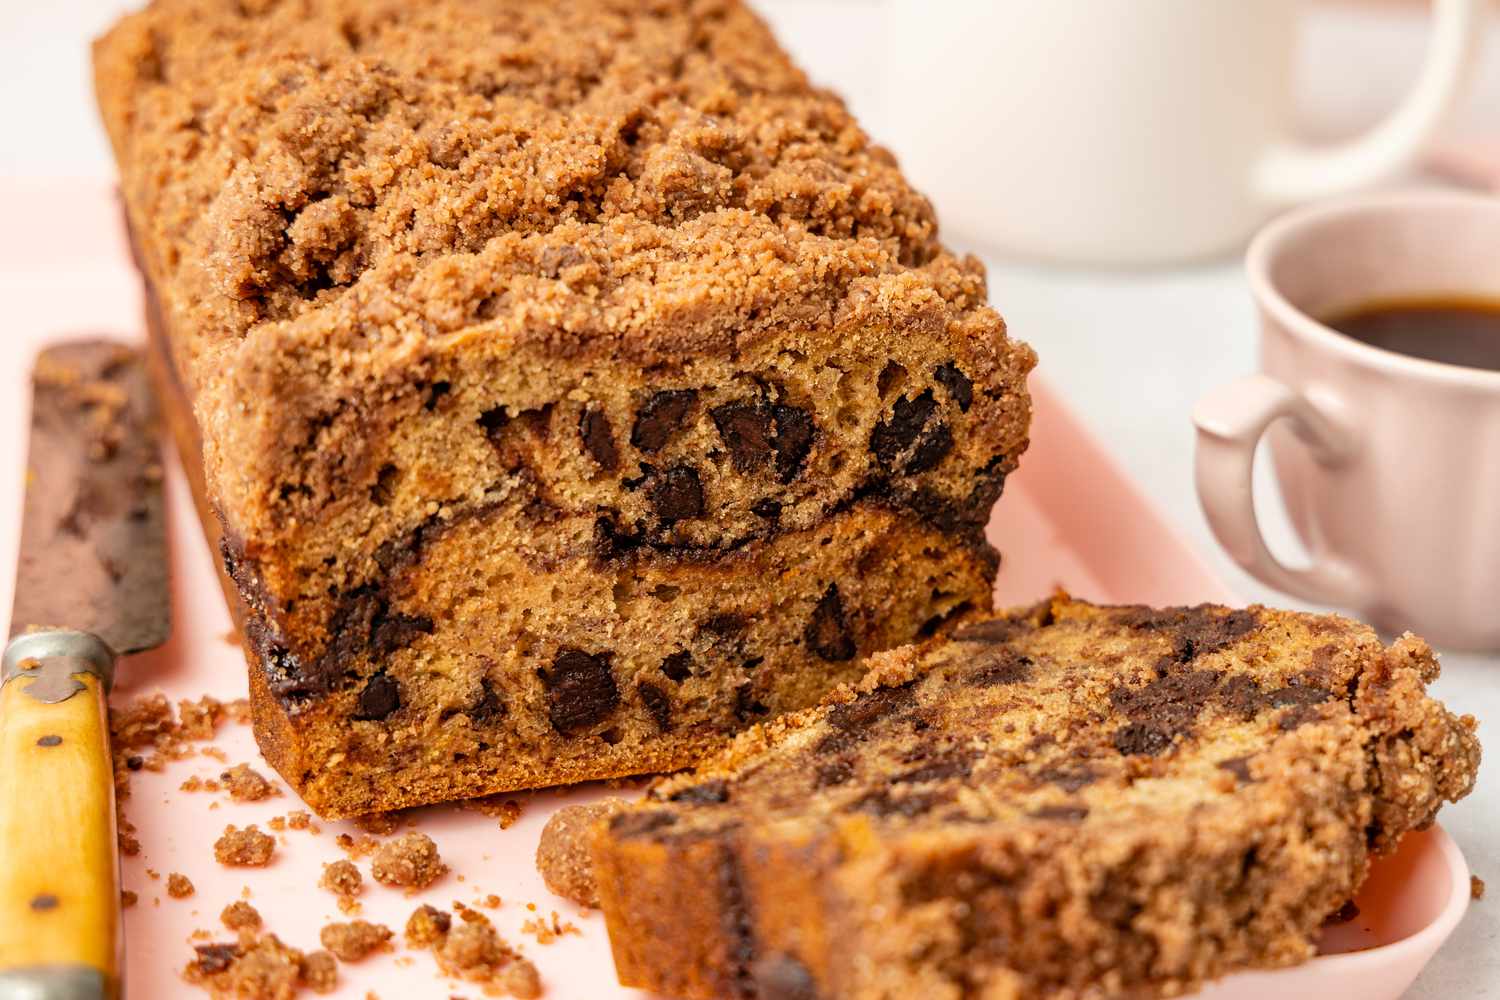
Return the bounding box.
[3,2,1496,998]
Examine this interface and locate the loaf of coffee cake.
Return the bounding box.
[94,0,1034,815]
[591,596,1480,1000]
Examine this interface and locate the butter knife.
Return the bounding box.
[0,341,170,1000]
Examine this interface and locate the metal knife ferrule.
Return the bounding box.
[2,631,117,703]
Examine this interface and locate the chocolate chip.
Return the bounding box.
[373,520,432,575]
[593,512,643,561]
[479,404,552,469]
[470,678,506,721]
[1219,674,1266,719]
[1037,767,1095,792]
[1031,804,1089,822]
[579,404,620,471]
[933,361,974,412]
[701,613,748,636]
[869,389,937,468]
[826,683,916,732]
[850,788,945,819]
[812,730,855,757]
[850,477,994,550]
[751,498,783,521]
[711,401,776,473]
[609,811,678,838]
[893,752,975,784]
[734,684,769,722]
[952,618,1026,643]
[638,681,672,731]
[321,589,384,676]
[1218,756,1255,783]
[904,420,952,474]
[1278,705,1322,730]
[753,954,820,1000]
[771,404,815,482]
[1113,722,1172,756]
[814,760,854,787]
[805,584,856,661]
[1109,669,1222,741]
[370,610,433,658]
[541,649,620,735]
[969,648,1033,686]
[715,848,757,993]
[647,465,705,522]
[669,779,730,805]
[194,943,241,974]
[322,587,433,679]
[661,651,694,682]
[126,755,143,771]
[353,673,401,721]
[631,390,697,452]
[710,399,815,481]
[1117,605,1259,663]
[1268,683,1333,708]
[36,734,62,747]
[29,893,59,911]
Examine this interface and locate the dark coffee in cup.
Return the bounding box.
[1324,297,1500,372]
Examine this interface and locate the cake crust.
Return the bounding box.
[590,596,1481,1000]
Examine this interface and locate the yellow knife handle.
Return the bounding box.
[0,631,121,1000]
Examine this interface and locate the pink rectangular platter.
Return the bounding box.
[0,181,1459,1000]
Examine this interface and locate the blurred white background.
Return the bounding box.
[2,0,1498,179]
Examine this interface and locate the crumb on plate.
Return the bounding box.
[370,832,446,890]
[214,825,275,867]
[319,920,393,962]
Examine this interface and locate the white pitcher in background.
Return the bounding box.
[885,0,1488,265]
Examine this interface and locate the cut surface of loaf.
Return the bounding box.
[94,0,1034,815]
[591,596,1481,1000]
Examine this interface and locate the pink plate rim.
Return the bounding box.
[1311,824,1469,973]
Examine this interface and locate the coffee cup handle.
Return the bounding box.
[1254,0,1487,204]
[1193,375,1369,608]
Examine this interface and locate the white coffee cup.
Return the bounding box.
[1194,190,1500,651]
[884,0,1488,265]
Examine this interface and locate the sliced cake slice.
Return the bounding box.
[590,596,1480,1000]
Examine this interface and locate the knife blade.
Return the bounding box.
[0,339,171,1000]
[9,340,170,651]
